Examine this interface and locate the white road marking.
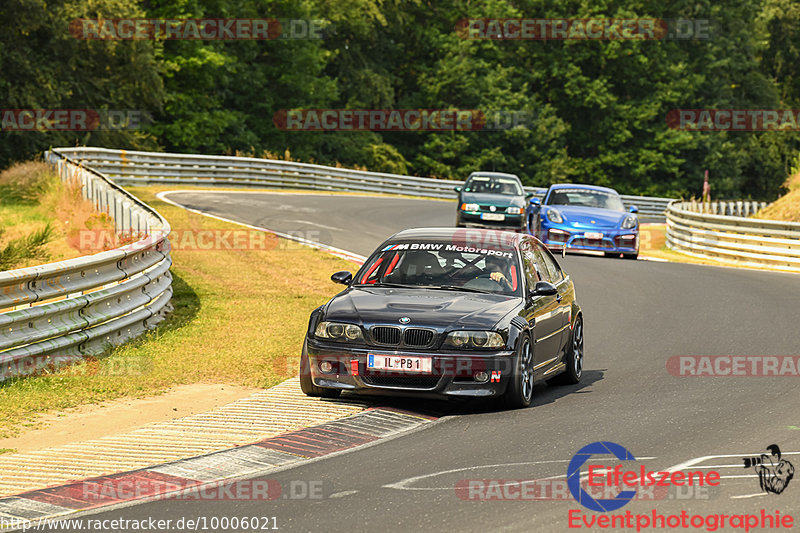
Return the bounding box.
[383,457,657,491]
[731,493,767,499]
[665,451,800,499]
[156,190,366,264]
[329,490,359,498]
[284,218,349,232]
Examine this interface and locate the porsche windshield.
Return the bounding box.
[464,176,524,196]
[547,188,625,211]
[354,245,521,295]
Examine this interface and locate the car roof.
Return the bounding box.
[548,183,619,195]
[467,171,521,181]
[385,227,524,247]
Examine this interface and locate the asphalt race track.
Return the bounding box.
[58,191,800,531]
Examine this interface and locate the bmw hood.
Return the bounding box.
[324,287,520,330]
[548,205,629,229]
[460,192,525,209]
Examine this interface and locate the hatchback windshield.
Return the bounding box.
[354,244,521,295]
[464,176,524,196]
[547,188,625,211]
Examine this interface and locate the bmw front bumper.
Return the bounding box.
[305,339,516,399]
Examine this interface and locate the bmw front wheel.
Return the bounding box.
[502,333,534,409]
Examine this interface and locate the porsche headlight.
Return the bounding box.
[546,208,563,224]
[506,207,523,215]
[621,215,638,229]
[461,203,480,211]
[315,321,364,341]
[444,330,504,349]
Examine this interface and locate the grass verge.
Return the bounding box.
[638,224,731,267]
[0,186,358,437]
[0,162,113,270]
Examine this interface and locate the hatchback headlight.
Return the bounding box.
[546,208,563,224]
[621,215,638,229]
[506,207,523,215]
[444,330,505,349]
[461,203,480,211]
[315,321,364,341]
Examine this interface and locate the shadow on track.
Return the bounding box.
[332,368,605,418]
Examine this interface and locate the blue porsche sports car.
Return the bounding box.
[527,184,639,259]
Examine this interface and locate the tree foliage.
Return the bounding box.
[1,0,798,199]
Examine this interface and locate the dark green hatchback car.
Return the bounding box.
[455,172,532,231]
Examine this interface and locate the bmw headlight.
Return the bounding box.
[461,203,480,211]
[546,208,563,224]
[444,330,505,349]
[315,321,364,341]
[621,215,638,229]
[506,207,523,215]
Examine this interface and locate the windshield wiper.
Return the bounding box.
[357,282,498,295]
[357,282,419,289]
[430,285,496,295]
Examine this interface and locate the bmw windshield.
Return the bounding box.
[547,188,625,211]
[354,244,521,296]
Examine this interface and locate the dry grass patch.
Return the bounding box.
[0,186,358,437]
[0,162,112,270]
[756,170,800,222]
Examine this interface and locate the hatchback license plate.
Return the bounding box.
[481,213,505,221]
[367,354,432,373]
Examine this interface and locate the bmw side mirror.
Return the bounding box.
[454,186,462,193]
[629,205,639,213]
[331,271,352,285]
[532,281,558,296]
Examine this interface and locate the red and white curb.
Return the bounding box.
[0,408,437,526]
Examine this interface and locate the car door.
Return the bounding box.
[536,244,574,356]
[519,239,562,377]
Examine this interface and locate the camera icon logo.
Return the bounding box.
[742,444,794,494]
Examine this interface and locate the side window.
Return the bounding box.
[519,241,539,288]
[537,244,564,283]
[531,249,552,283]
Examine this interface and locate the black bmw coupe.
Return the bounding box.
[300,228,583,408]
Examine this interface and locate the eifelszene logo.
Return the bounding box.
[743,444,794,494]
[567,441,720,512]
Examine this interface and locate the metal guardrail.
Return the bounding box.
[0,150,173,380]
[666,201,800,272]
[53,147,673,221]
[677,199,768,217]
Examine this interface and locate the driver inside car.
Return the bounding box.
[482,256,513,291]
